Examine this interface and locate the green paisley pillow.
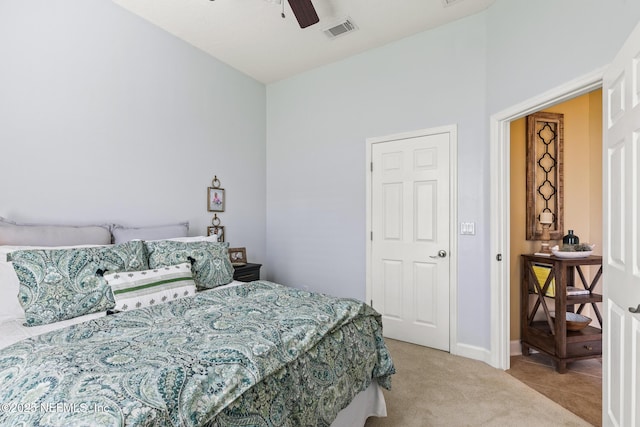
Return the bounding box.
[9,241,148,326]
[145,240,234,289]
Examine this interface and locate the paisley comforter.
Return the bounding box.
[0,281,394,426]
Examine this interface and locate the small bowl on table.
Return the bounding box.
[551,244,595,259]
[564,312,592,331]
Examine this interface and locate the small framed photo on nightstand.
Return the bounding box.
[229,247,247,266]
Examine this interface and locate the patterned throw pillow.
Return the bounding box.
[145,240,234,289]
[9,241,148,326]
[104,263,196,312]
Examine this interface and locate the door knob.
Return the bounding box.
[629,304,640,314]
[430,250,447,259]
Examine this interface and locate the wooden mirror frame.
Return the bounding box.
[526,112,564,241]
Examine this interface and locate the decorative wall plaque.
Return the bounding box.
[526,112,564,241]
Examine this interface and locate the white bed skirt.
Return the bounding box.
[331,381,387,427]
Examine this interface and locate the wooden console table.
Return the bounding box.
[520,254,603,373]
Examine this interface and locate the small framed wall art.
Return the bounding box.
[207,225,225,242]
[208,188,225,212]
[207,176,225,212]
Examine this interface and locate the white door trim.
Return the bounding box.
[489,68,606,369]
[366,125,458,354]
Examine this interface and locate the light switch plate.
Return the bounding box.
[460,222,475,235]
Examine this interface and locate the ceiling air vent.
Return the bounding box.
[323,18,358,39]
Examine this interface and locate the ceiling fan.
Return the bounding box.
[263,0,319,28]
[286,0,319,28]
[211,0,320,29]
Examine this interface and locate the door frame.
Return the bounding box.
[489,67,606,369]
[365,125,459,354]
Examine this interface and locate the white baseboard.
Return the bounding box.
[452,341,538,370]
[453,342,492,366]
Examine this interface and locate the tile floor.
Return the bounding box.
[508,353,602,426]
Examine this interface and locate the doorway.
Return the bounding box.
[506,89,603,426]
[489,68,605,371]
[508,89,604,353]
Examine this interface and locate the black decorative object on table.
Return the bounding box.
[563,230,579,245]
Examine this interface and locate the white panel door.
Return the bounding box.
[371,132,450,351]
[603,21,640,427]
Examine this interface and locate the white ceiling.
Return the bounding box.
[111,0,496,84]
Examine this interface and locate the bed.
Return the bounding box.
[0,220,395,426]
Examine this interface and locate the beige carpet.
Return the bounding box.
[364,339,591,427]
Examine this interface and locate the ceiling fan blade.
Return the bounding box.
[287,0,319,28]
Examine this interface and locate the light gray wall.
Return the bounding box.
[487,0,640,114]
[266,14,490,347]
[266,1,640,351]
[0,0,267,267]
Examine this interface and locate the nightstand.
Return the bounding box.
[233,263,262,282]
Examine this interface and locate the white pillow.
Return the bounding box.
[0,260,23,322]
[111,223,189,244]
[104,263,197,312]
